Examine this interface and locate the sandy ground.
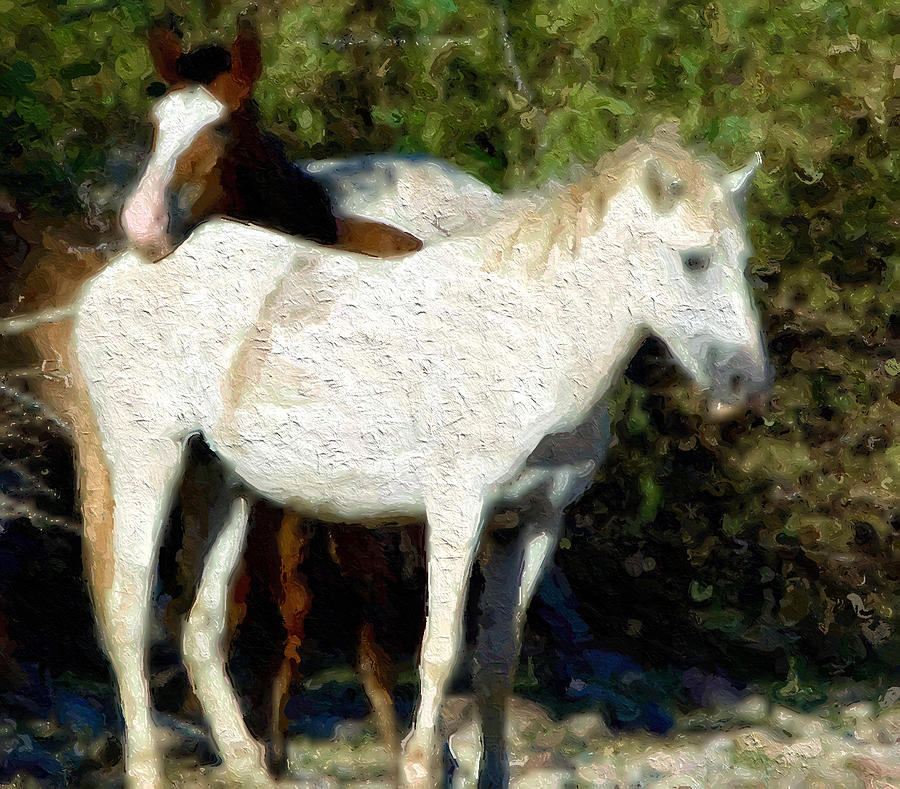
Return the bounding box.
[127,690,900,789]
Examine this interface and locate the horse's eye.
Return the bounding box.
[681,250,711,273]
[146,81,167,98]
[668,180,685,198]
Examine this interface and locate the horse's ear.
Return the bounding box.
[231,17,262,89]
[642,158,682,212]
[723,152,762,201]
[149,25,183,85]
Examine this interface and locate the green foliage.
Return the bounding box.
[2,0,897,676]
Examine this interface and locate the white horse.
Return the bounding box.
[68,110,769,788]
[7,77,770,787]
[118,78,555,772]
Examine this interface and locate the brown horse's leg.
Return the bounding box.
[12,228,114,633]
[28,320,114,602]
[269,510,312,771]
[28,321,127,766]
[226,559,251,650]
[165,442,224,650]
[328,527,400,759]
[357,620,401,759]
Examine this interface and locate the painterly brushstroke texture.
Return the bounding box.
[0,1,896,786]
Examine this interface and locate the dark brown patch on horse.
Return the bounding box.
[211,101,340,245]
[151,22,421,257]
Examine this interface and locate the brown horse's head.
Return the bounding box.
[123,21,420,260]
[120,22,261,257]
[149,19,262,111]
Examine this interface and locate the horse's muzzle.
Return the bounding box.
[706,347,773,420]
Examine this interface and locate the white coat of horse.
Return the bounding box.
[69,121,769,789]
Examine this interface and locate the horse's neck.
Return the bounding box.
[545,286,642,427]
[228,103,292,174]
[509,182,644,419]
[230,102,260,130]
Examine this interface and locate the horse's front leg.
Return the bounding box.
[182,493,275,788]
[402,490,484,788]
[471,502,564,789]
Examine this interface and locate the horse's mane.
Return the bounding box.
[479,142,641,279]
[591,124,725,205]
[482,125,725,279]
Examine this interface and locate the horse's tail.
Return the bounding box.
[0,305,79,336]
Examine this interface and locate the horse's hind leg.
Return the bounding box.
[82,437,186,789]
[471,505,563,789]
[357,621,401,758]
[182,493,274,788]
[268,509,313,772]
[163,437,224,653]
[328,527,401,760]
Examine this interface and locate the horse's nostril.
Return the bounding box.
[729,373,745,396]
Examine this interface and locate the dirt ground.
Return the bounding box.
[6,685,895,788]
[286,690,900,789]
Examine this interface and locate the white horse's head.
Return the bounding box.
[120,24,260,258]
[595,129,771,414]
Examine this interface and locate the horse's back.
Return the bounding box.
[74,220,314,438]
[307,155,506,242]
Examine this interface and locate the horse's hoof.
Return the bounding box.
[265,737,288,778]
[125,758,167,789]
[400,742,442,789]
[399,743,426,787]
[225,769,277,789]
[221,747,277,788]
[476,749,509,789]
[123,737,168,789]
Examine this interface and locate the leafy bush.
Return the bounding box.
[2,0,896,678]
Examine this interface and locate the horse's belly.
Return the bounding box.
[210,397,425,520]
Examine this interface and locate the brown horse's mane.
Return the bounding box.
[209,100,340,246]
[196,101,421,256]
